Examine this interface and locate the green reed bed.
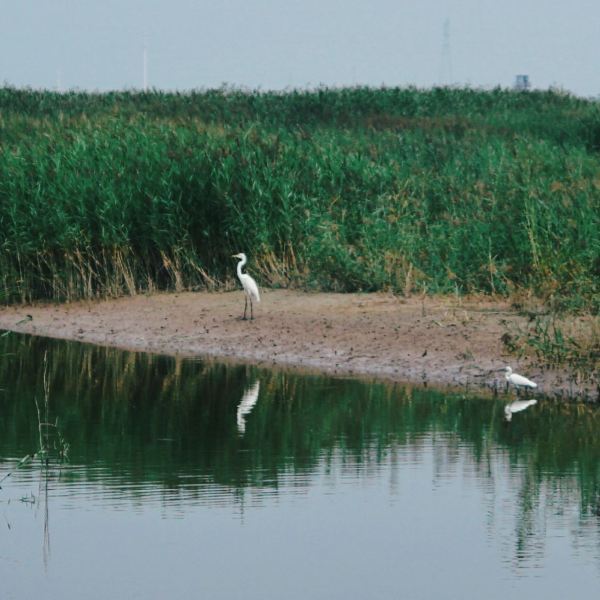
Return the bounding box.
[0,86,598,312]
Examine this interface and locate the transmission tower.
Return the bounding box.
[141,31,149,92]
[439,18,453,86]
[143,43,148,91]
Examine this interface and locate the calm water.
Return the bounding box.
[0,334,598,599]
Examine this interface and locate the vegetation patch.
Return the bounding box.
[502,314,600,388]
[0,86,598,311]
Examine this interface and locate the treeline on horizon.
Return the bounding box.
[0,85,598,312]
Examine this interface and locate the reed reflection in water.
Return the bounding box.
[0,333,598,600]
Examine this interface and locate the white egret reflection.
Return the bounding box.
[504,399,537,422]
[236,380,260,434]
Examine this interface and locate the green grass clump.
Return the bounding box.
[0,85,598,311]
[502,315,600,385]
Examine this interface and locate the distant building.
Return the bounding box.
[514,75,530,91]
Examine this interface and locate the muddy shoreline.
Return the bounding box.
[0,290,595,400]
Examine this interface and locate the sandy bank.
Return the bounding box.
[0,290,594,400]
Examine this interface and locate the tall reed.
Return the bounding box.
[0,86,598,311]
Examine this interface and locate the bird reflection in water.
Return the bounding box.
[236,381,260,434]
[504,399,537,422]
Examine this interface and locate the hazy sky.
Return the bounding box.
[1,1,599,97]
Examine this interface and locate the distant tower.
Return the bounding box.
[143,41,148,91]
[439,18,453,86]
[514,74,530,91]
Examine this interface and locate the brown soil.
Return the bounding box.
[0,290,594,399]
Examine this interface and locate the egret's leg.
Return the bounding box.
[243,296,248,320]
[250,298,254,320]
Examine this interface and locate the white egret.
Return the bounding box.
[503,366,538,392]
[504,399,537,422]
[236,381,260,434]
[232,252,260,320]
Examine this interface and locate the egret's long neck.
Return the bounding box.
[236,256,247,278]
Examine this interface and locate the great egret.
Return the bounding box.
[236,381,260,434]
[232,252,260,320]
[504,399,537,422]
[503,366,538,392]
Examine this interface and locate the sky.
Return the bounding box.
[1,0,599,97]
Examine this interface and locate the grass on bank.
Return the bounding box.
[0,85,598,316]
[502,311,600,387]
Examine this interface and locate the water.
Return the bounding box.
[0,334,598,599]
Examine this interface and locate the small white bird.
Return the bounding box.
[504,399,537,421]
[504,366,538,392]
[232,252,260,320]
[236,381,260,434]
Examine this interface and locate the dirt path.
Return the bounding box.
[0,290,593,399]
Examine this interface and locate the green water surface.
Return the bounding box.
[0,334,598,599]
